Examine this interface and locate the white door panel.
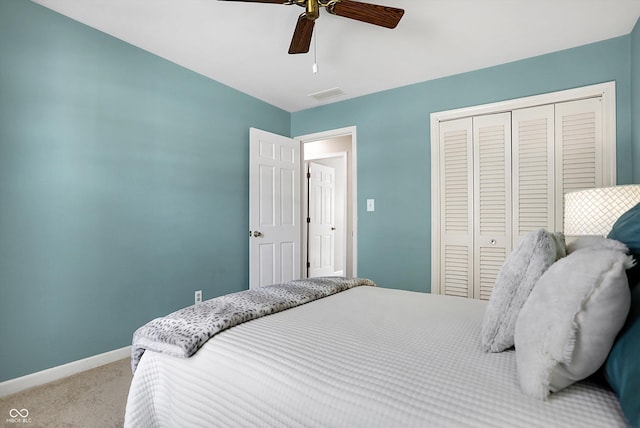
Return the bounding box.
[512,104,555,246]
[249,128,301,289]
[307,162,336,277]
[439,118,474,298]
[555,97,606,230]
[473,113,511,301]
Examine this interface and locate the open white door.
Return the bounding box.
[249,128,301,289]
[307,162,336,277]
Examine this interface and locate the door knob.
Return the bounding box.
[253,231,263,238]
[331,227,336,231]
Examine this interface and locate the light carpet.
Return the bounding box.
[1,358,132,428]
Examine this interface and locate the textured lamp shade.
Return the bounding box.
[564,185,640,236]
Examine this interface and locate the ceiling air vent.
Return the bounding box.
[308,87,345,101]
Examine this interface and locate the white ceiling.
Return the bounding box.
[31,0,640,112]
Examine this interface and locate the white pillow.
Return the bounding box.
[514,247,633,399]
[481,229,566,352]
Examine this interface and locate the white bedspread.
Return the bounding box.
[125,287,626,427]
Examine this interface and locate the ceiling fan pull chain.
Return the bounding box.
[313,24,319,74]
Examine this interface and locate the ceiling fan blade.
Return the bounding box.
[329,0,404,29]
[288,14,315,54]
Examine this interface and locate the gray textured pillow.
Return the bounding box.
[481,229,566,353]
[515,247,632,399]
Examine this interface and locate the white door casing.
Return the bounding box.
[249,128,301,289]
[298,127,358,278]
[307,162,336,277]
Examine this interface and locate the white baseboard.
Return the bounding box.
[0,346,131,398]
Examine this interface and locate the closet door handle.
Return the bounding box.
[253,231,263,238]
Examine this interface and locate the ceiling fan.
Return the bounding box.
[220,0,405,54]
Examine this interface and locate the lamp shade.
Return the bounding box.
[564,185,640,236]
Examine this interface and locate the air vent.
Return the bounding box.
[308,87,345,101]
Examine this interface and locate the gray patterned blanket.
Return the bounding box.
[131,277,375,373]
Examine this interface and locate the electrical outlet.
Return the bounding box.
[195,290,202,304]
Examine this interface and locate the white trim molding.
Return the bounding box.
[0,346,131,398]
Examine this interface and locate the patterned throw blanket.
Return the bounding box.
[131,277,375,372]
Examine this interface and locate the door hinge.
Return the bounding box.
[307,217,310,223]
[307,262,311,268]
[307,172,311,178]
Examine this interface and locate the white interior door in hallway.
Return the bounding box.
[307,162,336,277]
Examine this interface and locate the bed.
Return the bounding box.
[125,198,640,428]
[125,284,631,427]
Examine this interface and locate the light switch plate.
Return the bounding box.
[366,199,375,212]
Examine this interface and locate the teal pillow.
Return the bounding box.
[608,202,640,286]
[605,285,640,428]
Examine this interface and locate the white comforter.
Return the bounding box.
[125,287,626,427]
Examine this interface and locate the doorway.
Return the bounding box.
[298,127,357,278]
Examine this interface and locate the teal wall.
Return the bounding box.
[1,1,638,383]
[632,18,640,183]
[292,36,635,295]
[0,0,289,382]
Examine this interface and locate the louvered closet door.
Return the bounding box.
[512,105,555,246]
[439,118,474,298]
[473,113,511,301]
[555,97,604,230]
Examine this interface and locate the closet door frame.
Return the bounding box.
[430,81,616,296]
